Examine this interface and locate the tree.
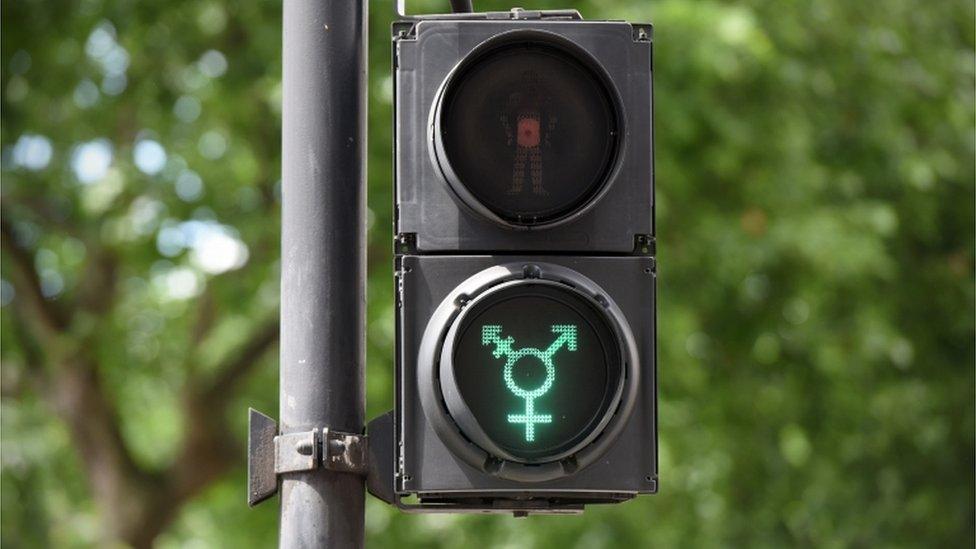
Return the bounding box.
[2,0,973,547]
[2,1,282,546]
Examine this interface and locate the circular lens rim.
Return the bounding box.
[417,262,640,482]
[429,30,624,230]
[440,279,624,464]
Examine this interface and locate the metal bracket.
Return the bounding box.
[248,408,368,507]
[395,3,581,21]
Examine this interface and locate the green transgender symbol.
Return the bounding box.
[482,324,578,442]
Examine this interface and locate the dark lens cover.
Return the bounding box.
[438,41,619,225]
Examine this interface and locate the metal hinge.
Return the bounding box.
[248,408,368,507]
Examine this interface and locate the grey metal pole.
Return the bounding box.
[279,1,367,547]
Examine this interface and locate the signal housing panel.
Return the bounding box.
[396,254,657,504]
[394,19,653,253]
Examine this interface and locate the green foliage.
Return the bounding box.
[2,0,973,547]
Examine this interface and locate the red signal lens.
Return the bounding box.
[516,116,541,148]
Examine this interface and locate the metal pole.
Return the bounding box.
[280,1,367,547]
[450,0,475,13]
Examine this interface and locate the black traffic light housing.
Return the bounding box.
[394,14,653,253]
[397,255,657,507]
[385,8,656,515]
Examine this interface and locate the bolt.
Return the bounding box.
[296,440,315,456]
[328,439,346,456]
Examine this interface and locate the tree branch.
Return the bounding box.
[50,353,163,547]
[75,247,118,316]
[2,298,49,394]
[159,314,279,511]
[0,211,69,336]
[190,287,217,348]
[199,314,279,405]
[2,208,159,545]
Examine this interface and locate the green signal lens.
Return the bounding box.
[482,324,578,442]
[447,282,623,462]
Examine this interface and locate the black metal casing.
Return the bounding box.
[395,18,653,253]
[392,14,656,512]
[396,255,657,505]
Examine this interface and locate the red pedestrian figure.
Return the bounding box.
[500,71,557,196]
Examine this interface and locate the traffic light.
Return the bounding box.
[390,8,655,514]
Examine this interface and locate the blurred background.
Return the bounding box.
[1,0,973,546]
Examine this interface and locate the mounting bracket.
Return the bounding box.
[247,408,369,507]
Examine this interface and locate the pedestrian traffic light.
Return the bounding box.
[385,8,656,514]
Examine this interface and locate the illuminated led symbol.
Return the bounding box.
[482,324,578,442]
